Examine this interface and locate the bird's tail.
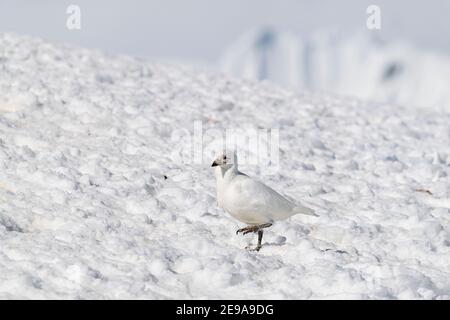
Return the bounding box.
[293,205,318,217]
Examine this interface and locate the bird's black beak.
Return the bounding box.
[211,161,219,167]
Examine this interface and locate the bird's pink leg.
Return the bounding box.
[236,223,272,235]
[236,223,273,251]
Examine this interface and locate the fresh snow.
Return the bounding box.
[0,33,449,299]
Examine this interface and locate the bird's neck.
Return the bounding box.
[215,165,238,186]
[214,165,238,207]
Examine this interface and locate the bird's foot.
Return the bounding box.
[236,226,259,235]
[245,244,262,252]
[236,223,272,235]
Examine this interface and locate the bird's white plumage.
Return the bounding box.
[213,151,316,225]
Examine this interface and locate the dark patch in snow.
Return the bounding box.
[382,62,403,81]
[0,213,24,233]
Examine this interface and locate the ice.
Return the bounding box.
[219,27,450,110]
[0,33,449,299]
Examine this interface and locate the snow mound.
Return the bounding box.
[219,27,450,110]
[0,33,450,299]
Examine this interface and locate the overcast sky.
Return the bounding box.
[1,0,449,64]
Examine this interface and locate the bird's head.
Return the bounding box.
[211,150,238,168]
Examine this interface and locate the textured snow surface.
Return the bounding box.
[0,33,450,299]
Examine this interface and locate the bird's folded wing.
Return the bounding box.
[228,176,298,221]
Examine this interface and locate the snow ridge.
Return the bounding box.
[219,28,450,109]
[0,33,449,299]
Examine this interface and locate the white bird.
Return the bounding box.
[212,150,317,251]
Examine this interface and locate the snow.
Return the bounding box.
[219,27,450,109]
[0,32,450,299]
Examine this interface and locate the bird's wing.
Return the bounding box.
[224,174,299,222]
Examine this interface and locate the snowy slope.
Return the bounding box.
[0,33,450,299]
[219,28,450,109]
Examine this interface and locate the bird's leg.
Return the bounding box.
[236,223,272,235]
[258,223,272,230]
[237,223,273,251]
[236,225,258,235]
[245,230,264,251]
[255,229,263,251]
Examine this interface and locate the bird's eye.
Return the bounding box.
[223,155,227,160]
